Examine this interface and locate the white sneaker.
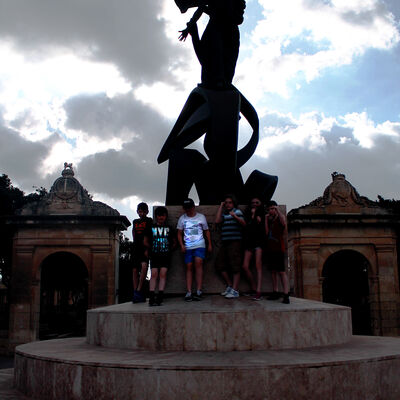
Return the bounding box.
[221,286,232,296]
[225,289,239,299]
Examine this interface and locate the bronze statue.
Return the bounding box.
[157,1,278,205]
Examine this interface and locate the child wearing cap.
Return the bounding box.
[177,198,212,301]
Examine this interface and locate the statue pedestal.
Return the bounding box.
[14,296,400,399]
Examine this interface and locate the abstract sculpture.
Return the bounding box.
[158,0,278,204]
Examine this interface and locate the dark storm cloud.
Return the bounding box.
[77,144,168,202]
[64,92,170,141]
[0,0,185,86]
[0,118,58,190]
[9,109,39,131]
[64,91,172,200]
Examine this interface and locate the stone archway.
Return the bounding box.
[39,252,88,340]
[322,250,372,335]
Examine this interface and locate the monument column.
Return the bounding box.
[375,244,400,336]
[299,245,320,301]
[9,245,36,347]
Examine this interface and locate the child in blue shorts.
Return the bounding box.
[177,198,212,301]
[144,206,176,306]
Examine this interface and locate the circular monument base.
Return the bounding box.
[15,336,400,399]
[13,297,400,399]
[86,297,352,351]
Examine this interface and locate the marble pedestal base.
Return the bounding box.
[86,297,351,351]
[14,336,400,400]
[14,297,400,400]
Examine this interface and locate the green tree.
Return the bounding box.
[377,195,400,214]
[118,233,133,303]
[0,174,47,287]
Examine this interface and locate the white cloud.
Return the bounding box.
[341,111,400,148]
[236,0,400,100]
[256,109,400,158]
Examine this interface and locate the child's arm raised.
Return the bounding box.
[215,202,224,224]
[229,210,246,227]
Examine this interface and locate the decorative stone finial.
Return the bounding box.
[62,162,74,177]
[331,171,345,181]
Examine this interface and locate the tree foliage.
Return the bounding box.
[377,195,400,214]
[118,233,133,303]
[0,174,48,287]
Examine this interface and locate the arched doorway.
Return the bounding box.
[322,250,372,335]
[39,252,88,340]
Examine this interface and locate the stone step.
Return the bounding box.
[14,336,400,400]
[87,296,352,351]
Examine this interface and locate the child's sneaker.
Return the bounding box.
[136,291,146,303]
[243,290,256,297]
[225,289,239,299]
[282,294,290,304]
[221,286,232,296]
[156,292,164,306]
[184,292,193,302]
[132,290,141,304]
[192,290,203,301]
[252,292,262,301]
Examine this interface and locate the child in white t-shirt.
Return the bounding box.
[177,198,212,301]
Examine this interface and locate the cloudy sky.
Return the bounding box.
[0,0,399,229]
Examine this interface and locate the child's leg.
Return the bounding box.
[221,271,233,288]
[159,268,168,291]
[137,261,148,292]
[150,268,159,292]
[194,257,203,292]
[279,271,289,294]
[232,272,241,291]
[242,250,256,291]
[186,262,193,293]
[132,268,138,291]
[271,271,278,292]
[149,268,159,306]
[255,248,263,293]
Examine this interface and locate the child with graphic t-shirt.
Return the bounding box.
[177,198,212,301]
[144,206,176,306]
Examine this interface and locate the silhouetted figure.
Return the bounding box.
[158,1,278,205]
[177,0,246,89]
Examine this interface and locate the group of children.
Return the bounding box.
[131,195,290,306]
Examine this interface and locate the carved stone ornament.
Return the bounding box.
[18,163,120,216]
[322,172,362,206]
[296,172,376,211]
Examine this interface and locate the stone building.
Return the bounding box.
[288,172,400,336]
[6,164,130,350]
